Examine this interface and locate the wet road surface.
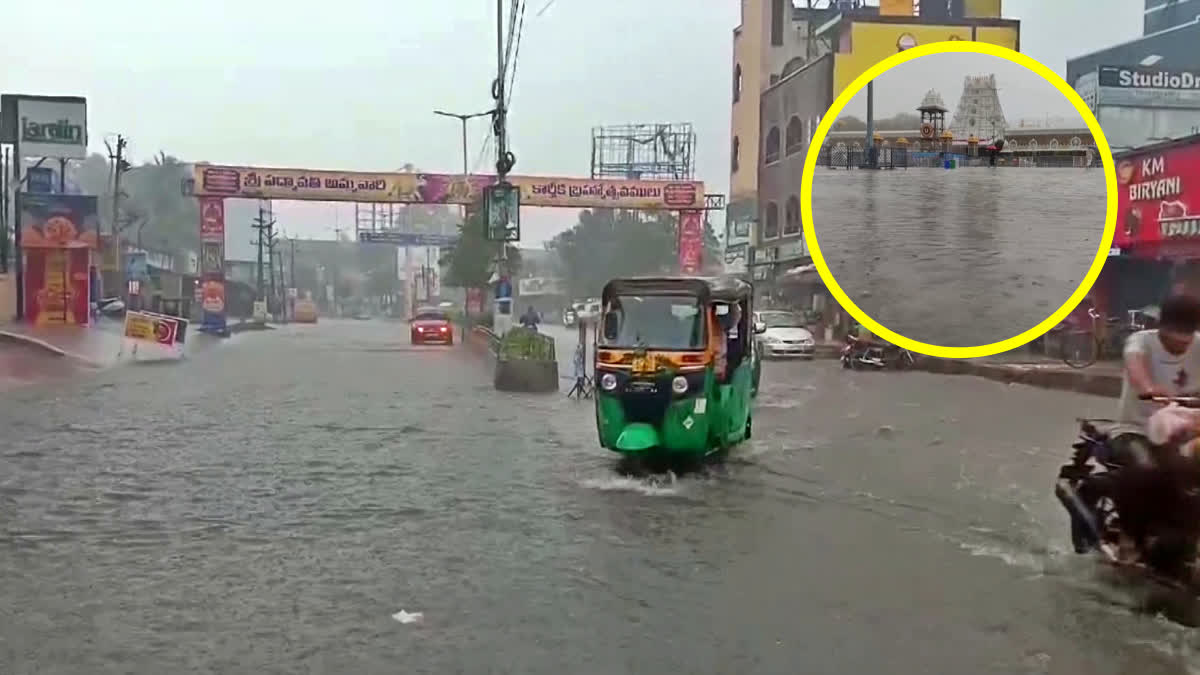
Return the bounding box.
[810,168,1106,348]
[3,320,1200,674]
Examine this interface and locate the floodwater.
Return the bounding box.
[810,168,1107,347]
[3,321,1200,673]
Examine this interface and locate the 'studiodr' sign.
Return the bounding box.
[1115,137,1200,255]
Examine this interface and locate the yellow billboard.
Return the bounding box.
[832,21,1020,96]
[964,0,1002,18]
[879,0,914,16]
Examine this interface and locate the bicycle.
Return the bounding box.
[1059,309,1147,369]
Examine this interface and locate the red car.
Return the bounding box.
[410,308,454,345]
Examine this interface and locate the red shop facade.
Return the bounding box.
[1093,133,1200,318]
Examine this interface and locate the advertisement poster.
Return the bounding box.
[23,248,91,326]
[19,193,100,249]
[1115,141,1200,258]
[124,310,187,346]
[199,197,225,242]
[197,197,227,333]
[678,210,705,275]
[192,164,706,210]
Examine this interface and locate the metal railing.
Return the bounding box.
[817,147,1097,169]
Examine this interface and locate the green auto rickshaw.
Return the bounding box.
[593,276,765,462]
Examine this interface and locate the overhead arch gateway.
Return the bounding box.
[185,164,722,334]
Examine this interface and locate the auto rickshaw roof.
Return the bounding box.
[601,276,753,305]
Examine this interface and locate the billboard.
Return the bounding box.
[1115,138,1200,257]
[0,95,88,159]
[832,22,1020,95]
[191,164,706,210]
[197,197,227,333]
[678,210,704,275]
[1096,65,1200,108]
[19,193,99,249]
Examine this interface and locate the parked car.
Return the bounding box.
[754,310,815,359]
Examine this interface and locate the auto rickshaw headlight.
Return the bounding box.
[671,376,688,394]
[600,373,618,391]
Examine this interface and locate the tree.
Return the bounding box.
[441,209,521,289]
[548,209,680,300]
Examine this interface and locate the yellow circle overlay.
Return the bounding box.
[801,41,1117,359]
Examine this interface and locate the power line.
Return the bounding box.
[506,0,527,110]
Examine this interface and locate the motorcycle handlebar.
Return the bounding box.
[1138,393,1200,407]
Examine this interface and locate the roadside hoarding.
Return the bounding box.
[124,310,187,347]
[0,95,88,159]
[1115,137,1200,258]
[197,197,227,333]
[832,22,1019,96]
[18,193,99,249]
[191,164,706,210]
[678,210,704,275]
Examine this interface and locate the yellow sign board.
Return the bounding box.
[191,165,706,210]
[879,0,914,16]
[833,21,1020,96]
[964,0,1002,18]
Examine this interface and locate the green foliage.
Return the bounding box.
[69,152,199,252]
[499,327,555,361]
[548,208,722,300]
[442,208,521,288]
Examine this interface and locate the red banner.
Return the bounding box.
[23,248,91,326]
[678,210,704,275]
[199,197,225,242]
[1116,138,1200,258]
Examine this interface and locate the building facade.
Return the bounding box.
[730,0,1021,277]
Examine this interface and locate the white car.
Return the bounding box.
[754,310,815,359]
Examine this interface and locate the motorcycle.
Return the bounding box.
[840,337,914,370]
[1055,395,1200,588]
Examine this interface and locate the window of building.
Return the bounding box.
[1028,139,1039,150]
[771,0,784,46]
[763,202,780,239]
[785,116,804,155]
[783,196,801,235]
[1070,136,1082,147]
[764,126,781,164]
[731,136,740,173]
[1049,139,1060,150]
[733,64,742,103]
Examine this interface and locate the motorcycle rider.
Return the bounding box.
[519,305,541,330]
[1095,294,1200,565]
[1111,293,1200,464]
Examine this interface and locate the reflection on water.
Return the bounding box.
[811,168,1106,347]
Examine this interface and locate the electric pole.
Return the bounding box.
[107,135,128,300]
[251,203,275,307]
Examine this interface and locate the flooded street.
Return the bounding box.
[4,321,1200,674]
[811,168,1107,347]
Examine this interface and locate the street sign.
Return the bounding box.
[484,182,520,242]
[357,231,459,246]
[26,166,54,194]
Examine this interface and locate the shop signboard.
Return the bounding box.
[1116,137,1200,258]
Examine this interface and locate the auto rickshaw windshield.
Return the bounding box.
[600,294,705,350]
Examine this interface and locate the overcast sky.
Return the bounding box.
[841,52,1087,124]
[1,0,1143,251]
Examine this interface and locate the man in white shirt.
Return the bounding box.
[1111,294,1200,462]
[1096,295,1200,563]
